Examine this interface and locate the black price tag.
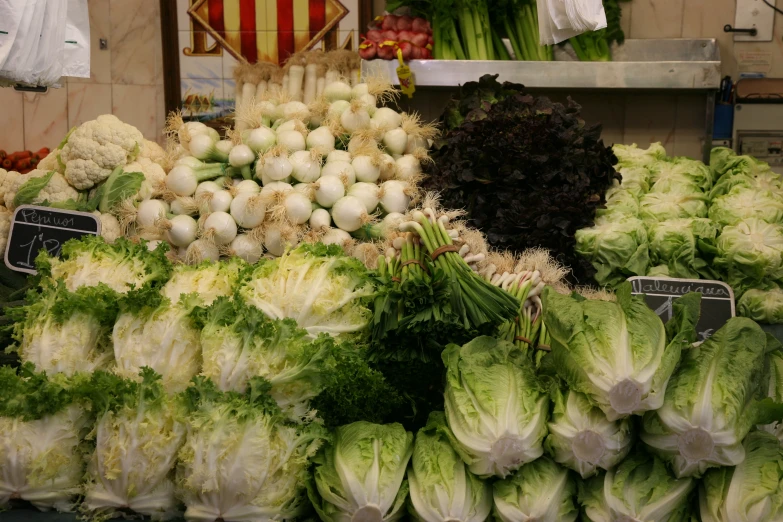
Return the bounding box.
[4,205,101,274]
[628,276,735,342]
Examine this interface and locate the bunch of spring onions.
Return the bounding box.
[118,52,435,266]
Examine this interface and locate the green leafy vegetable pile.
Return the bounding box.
[423,74,619,285]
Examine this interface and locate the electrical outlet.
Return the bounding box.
[734,0,776,41]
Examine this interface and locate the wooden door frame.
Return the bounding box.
[159,0,373,116]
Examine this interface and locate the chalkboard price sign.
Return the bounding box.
[628,276,735,342]
[4,205,101,274]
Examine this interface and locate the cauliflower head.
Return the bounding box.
[0,169,20,205]
[92,211,122,243]
[125,157,166,200]
[0,208,10,257]
[4,169,80,210]
[138,139,166,165]
[60,115,144,190]
[37,151,63,173]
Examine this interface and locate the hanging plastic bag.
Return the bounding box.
[62,0,91,79]
[33,0,68,87]
[565,0,606,32]
[0,0,25,70]
[0,0,46,84]
[539,0,606,45]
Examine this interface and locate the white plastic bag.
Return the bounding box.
[62,0,90,78]
[0,0,25,70]
[33,0,67,87]
[539,0,606,45]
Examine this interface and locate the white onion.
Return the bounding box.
[327,150,352,163]
[230,193,266,229]
[347,182,380,212]
[290,150,322,183]
[340,104,371,133]
[321,161,356,186]
[321,227,352,247]
[258,154,293,181]
[230,234,263,264]
[246,127,277,153]
[216,139,234,156]
[405,135,429,154]
[395,154,421,181]
[203,211,238,245]
[372,107,402,130]
[331,196,369,232]
[379,153,396,181]
[234,179,260,194]
[306,126,336,153]
[309,208,331,230]
[324,81,352,102]
[351,83,369,98]
[283,192,313,224]
[137,199,169,229]
[166,215,198,248]
[186,239,219,263]
[277,130,306,152]
[383,128,408,156]
[352,156,381,183]
[206,189,231,212]
[313,175,345,208]
[379,180,410,214]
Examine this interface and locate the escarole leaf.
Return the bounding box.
[13,171,55,207]
[98,167,145,213]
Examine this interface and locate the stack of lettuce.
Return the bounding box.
[576,142,783,324]
[2,234,783,522]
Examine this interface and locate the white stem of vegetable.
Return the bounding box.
[255,80,267,99]
[288,64,305,101]
[316,77,325,97]
[242,82,257,105]
[303,64,318,104]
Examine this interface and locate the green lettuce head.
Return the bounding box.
[408,412,492,522]
[612,142,667,168]
[309,421,413,522]
[575,216,650,288]
[709,187,783,227]
[641,317,771,477]
[545,387,634,478]
[699,431,783,522]
[649,157,712,192]
[597,187,639,220]
[711,149,772,179]
[715,218,783,293]
[647,218,717,279]
[492,456,578,522]
[616,166,651,197]
[579,451,696,522]
[639,190,708,222]
[442,336,548,478]
[738,287,783,324]
[542,285,700,421]
[709,169,783,199]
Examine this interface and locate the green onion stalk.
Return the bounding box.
[400,211,519,330]
[569,30,611,61]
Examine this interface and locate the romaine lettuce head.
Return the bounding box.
[616,166,652,196]
[649,157,712,192]
[542,285,700,421]
[239,243,376,338]
[709,187,783,227]
[442,336,548,478]
[199,297,335,419]
[408,412,492,522]
[579,451,696,522]
[178,377,325,522]
[0,365,90,512]
[709,170,783,199]
[492,456,577,522]
[309,421,413,522]
[715,218,783,293]
[759,349,783,440]
[639,190,708,222]
[641,317,770,478]
[575,216,650,287]
[83,369,188,519]
[596,187,639,220]
[544,387,634,478]
[37,235,171,294]
[12,281,118,376]
[699,431,783,522]
[738,287,783,324]
[647,218,717,279]
[613,142,667,167]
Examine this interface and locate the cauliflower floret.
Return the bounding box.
[37,151,63,173]
[139,139,166,164]
[92,211,122,243]
[125,157,166,200]
[60,114,144,190]
[4,169,80,210]
[0,169,20,205]
[0,209,10,257]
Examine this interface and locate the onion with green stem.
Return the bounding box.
[244,127,276,153]
[188,133,230,162]
[228,143,255,180]
[166,162,226,197]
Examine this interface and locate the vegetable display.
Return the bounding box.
[577,142,783,324]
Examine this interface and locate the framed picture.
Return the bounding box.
[160,0,371,123]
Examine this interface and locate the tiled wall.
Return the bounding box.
[0,0,166,153]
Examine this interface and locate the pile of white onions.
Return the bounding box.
[117,51,436,266]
